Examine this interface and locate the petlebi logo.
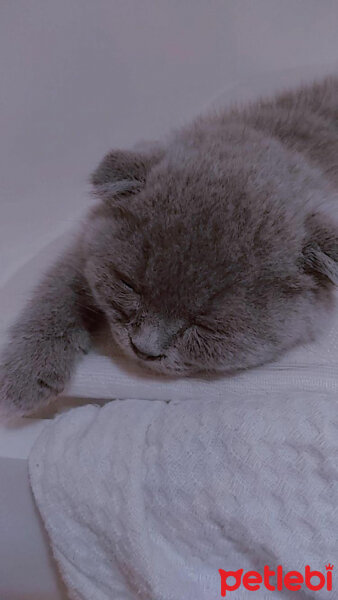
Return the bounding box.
[219,564,334,596]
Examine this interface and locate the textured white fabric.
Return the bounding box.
[29,385,338,600]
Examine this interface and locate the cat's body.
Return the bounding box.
[1,77,338,417]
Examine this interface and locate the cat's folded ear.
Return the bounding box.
[303,212,338,285]
[91,144,163,202]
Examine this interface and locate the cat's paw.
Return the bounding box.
[0,349,68,421]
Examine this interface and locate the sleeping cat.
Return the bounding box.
[1,77,338,417]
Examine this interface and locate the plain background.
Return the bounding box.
[1,3,338,599]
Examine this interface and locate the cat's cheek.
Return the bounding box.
[108,322,131,355]
[171,334,198,368]
[160,347,194,375]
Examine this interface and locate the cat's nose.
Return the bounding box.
[130,338,163,361]
[129,322,169,361]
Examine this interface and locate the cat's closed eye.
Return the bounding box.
[109,299,130,320]
[112,267,138,294]
[110,276,140,321]
[119,278,136,292]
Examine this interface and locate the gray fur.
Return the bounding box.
[1,77,338,417]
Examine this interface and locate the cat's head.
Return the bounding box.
[84,132,338,376]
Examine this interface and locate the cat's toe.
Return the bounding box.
[0,364,63,421]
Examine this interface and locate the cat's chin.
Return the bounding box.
[128,351,193,377]
[136,359,195,377]
[111,336,198,377]
[125,348,217,378]
[134,358,234,379]
[110,326,236,377]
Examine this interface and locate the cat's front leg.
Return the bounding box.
[0,246,98,419]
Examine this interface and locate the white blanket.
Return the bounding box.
[29,370,338,599]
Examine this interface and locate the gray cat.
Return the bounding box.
[1,77,338,418]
